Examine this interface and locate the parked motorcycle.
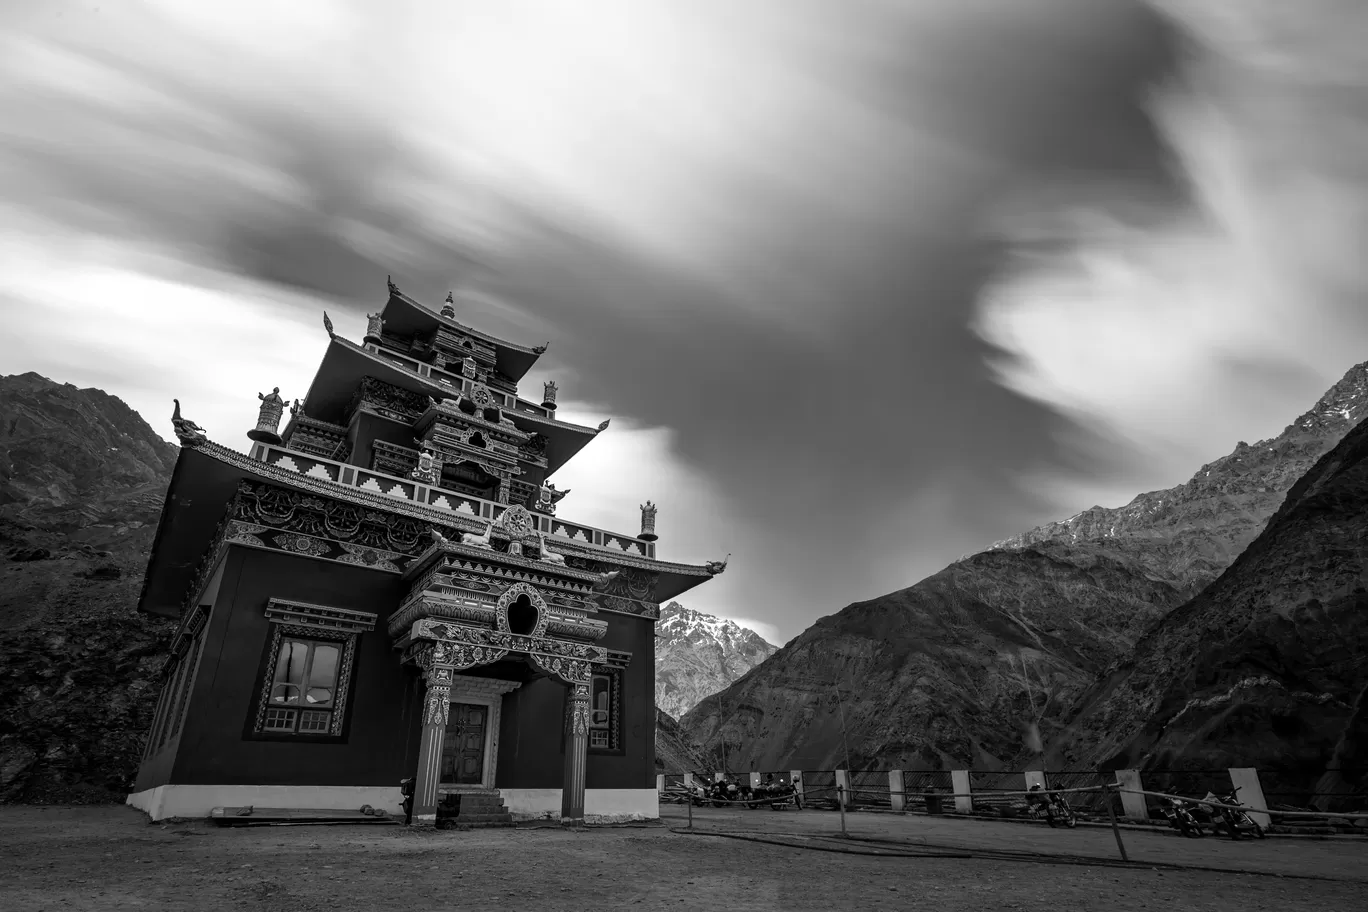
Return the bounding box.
[1026,786,1078,828]
[1204,788,1268,840]
[1160,793,1205,838]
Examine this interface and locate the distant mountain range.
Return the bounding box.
[655,602,777,720]
[683,362,1368,796]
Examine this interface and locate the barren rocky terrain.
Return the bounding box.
[684,363,1368,783]
[0,373,178,803]
[2,805,1364,912]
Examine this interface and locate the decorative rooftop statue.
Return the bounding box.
[441,291,456,319]
[364,312,384,340]
[597,419,610,432]
[535,481,570,515]
[387,274,400,295]
[410,449,441,485]
[542,380,559,411]
[248,387,287,444]
[171,399,207,448]
[704,554,731,576]
[639,501,658,541]
[323,312,335,338]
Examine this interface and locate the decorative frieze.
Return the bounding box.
[412,618,608,666]
[285,415,349,461]
[263,599,378,635]
[348,376,431,425]
[372,440,420,478]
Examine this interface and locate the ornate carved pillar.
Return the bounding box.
[411,667,452,826]
[562,681,590,825]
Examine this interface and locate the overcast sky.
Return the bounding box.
[3,1,1367,646]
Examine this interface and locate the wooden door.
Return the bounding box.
[441,703,487,785]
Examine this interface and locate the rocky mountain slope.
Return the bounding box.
[1045,414,1368,807]
[0,373,178,803]
[682,362,1368,774]
[655,602,777,719]
[655,707,713,777]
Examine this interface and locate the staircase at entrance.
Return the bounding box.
[436,789,514,828]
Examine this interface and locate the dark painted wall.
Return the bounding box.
[166,547,423,787]
[134,542,658,794]
[494,609,657,790]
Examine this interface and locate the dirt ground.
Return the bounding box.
[1,805,1365,912]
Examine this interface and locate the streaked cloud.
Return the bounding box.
[4,0,1363,642]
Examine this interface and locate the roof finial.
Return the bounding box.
[387,275,399,295]
[171,399,208,448]
[597,418,611,432]
[323,312,335,338]
[441,291,456,319]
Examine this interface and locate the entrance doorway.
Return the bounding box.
[440,703,487,785]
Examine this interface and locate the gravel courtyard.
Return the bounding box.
[1,805,1364,912]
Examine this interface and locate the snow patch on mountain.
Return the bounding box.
[655,602,777,720]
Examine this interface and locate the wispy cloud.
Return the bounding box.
[5,1,1360,643]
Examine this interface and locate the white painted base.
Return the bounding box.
[126,785,405,822]
[499,788,659,823]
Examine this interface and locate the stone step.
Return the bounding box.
[455,813,513,823]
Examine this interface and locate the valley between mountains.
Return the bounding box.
[682,362,1368,805]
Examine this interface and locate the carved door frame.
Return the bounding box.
[439,677,517,791]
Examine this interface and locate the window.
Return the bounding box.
[588,670,622,752]
[262,637,341,734]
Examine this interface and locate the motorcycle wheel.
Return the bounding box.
[1064,812,1078,829]
[1225,816,1242,840]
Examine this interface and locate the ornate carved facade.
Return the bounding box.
[133,281,725,829]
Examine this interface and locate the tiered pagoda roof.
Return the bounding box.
[139,280,727,622]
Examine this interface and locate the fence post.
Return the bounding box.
[790,770,804,807]
[687,793,693,829]
[837,785,847,836]
[835,769,850,809]
[951,770,973,814]
[1103,784,1129,863]
[657,774,665,794]
[683,772,694,790]
[889,769,905,812]
[1114,769,1149,821]
[1228,768,1272,830]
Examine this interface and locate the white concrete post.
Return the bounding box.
[951,770,973,814]
[657,774,665,794]
[683,772,694,789]
[835,769,850,808]
[749,772,762,789]
[790,770,804,804]
[715,771,726,784]
[1114,769,1149,821]
[1024,770,1047,791]
[1228,768,1272,829]
[888,770,905,812]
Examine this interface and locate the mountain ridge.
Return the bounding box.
[682,361,1368,780]
[0,372,179,802]
[655,601,777,720]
